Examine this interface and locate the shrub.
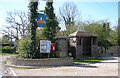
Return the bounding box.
[17,39,31,58]
[2,46,16,53]
[2,43,9,46]
[2,42,14,47]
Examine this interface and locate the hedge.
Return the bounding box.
[2,46,16,53]
[2,43,14,47]
[2,43,9,46]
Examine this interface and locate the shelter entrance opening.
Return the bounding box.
[82,37,91,57]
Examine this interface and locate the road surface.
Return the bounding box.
[0,55,13,77]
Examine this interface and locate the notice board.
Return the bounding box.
[40,40,51,53]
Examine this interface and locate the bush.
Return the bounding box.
[2,43,9,46]
[17,39,31,58]
[2,46,16,53]
[2,42,14,47]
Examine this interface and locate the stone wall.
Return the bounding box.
[76,45,83,58]
[55,37,68,58]
[56,51,68,58]
[118,46,120,56]
[91,46,98,57]
[8,57,73,66]
[98,46,119,56]
[91,37,98,57]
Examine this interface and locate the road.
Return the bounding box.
[0,55,13,77]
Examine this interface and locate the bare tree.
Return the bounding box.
[2,11,29,41]
[59,2,79,29]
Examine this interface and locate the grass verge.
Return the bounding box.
[0,52,16,55]
[12,67,32,70]
[2,61,7,64]
[73,57,104,64]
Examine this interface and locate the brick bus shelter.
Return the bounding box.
[69,31,98,59]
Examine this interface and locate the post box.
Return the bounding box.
[50,43,55,51]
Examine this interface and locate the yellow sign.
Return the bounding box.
[37,17,45,24]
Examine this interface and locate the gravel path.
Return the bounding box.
[13,56,118,76]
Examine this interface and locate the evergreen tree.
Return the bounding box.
[44,1,60,42]
[29,1,38,58]
[118,18,120,45]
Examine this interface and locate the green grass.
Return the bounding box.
[12,67,32,69]
[2,61,7,64]
[0,52,16,55]
[58,66,62,67]
[73,57,104,64]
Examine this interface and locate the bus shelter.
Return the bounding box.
[69,31,98,59]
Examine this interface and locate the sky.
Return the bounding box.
[0,0,119,38]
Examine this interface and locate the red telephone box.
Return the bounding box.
[50,43,55,51]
